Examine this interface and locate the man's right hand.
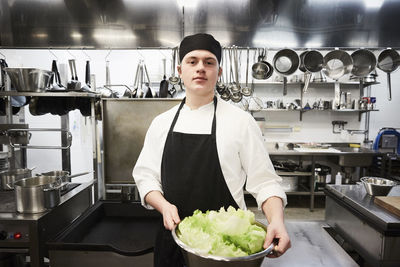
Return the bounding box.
[161,202,181,230]
[145,190,181,230]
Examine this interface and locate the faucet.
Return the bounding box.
[332,121,347,134]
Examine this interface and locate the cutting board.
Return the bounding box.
[374,196,400,217]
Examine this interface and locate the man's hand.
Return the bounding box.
[161,202,181,230]
[261,196,291,258]
[264,219,291,258]
[144,190,181,230]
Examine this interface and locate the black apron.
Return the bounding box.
[154,97,239,267]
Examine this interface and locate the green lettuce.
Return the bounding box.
[177,206,266,257]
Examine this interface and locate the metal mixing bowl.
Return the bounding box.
[360,177,398,196]
[5,68,53,92]
[171,221,273,267]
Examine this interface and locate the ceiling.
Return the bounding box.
[1,0,399,49]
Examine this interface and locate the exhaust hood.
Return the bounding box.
[0,0,399,49]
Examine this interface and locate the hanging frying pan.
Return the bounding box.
[299,50,323,93]
[377,48,400,101]
[323,50,353,109]
[273,49,299,95]
[351,49,376,99]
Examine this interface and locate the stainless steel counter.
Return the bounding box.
[260,221,358,267]
[0,182,93,267]
[266,142,378,156]
[326,184,400,232]
[325,184,400,266]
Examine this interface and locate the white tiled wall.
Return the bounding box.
[1,48,400,177]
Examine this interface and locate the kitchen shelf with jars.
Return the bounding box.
[244,80,379,121]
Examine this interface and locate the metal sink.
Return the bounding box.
[334,147,375,167]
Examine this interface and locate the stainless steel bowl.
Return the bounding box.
[171,221,273,267]
[4,68,54,92]
[360,177,398,196]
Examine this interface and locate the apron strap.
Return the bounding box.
[168,96,218,138]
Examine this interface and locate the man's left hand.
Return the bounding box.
[264,219,291,258]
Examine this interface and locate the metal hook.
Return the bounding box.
[137,49,145,60]
[48,49,58,60]
[0,51,5,60]
[82,49,91,61]
[105,49,112,61]
[158,49,166,58]
[66,49,76,59]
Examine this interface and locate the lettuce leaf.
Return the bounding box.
[177,206,266,257]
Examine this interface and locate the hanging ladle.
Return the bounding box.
[242,47,252,96]
[169,48,180,85]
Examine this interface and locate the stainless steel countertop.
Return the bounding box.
[266,143,378,156]
[325,184,400,231]
[260,221,358,267]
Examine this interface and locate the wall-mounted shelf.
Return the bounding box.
[0,91,100,98]
[251,108,379,121]
[276,171,312,176]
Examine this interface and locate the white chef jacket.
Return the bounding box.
[132,97,287,210]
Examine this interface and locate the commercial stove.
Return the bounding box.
[0,182,93,267]
[325,184,400,266]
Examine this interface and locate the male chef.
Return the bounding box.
[133,33,290,266]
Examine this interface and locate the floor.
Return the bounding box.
[246,195,326,221]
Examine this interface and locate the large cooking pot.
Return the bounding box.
[0,167,34,190]
[14,176,63,213]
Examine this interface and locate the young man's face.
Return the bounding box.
[177,50,222,98]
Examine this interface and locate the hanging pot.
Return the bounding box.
[377,48,400,101]
[299,50,323,93]
[252,48,273,80]
[351,49,377,99]
[273,49,299,95]
[323,50,353,109]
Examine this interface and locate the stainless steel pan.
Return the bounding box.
[0,167,35,190]
[273,49,299,95]
[299,50,323,93]
[323,50,353,109]
[351,49,376,98]
[377,48,400,101]
[252,48,273,80]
